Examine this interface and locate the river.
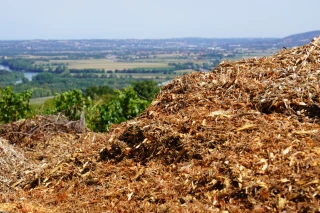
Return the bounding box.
[0,65,39,81]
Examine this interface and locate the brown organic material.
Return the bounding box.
[1,37,320,212]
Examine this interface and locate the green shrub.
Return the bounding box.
[89,86,149,132]
[0,86,32,123]
[53,89,91,121]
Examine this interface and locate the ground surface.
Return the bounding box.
[1,37,320,212]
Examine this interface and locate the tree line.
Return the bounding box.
[0,58,46,72]
[0,70,25,87]
[0,80,159,132]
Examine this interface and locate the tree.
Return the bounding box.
[85,85,115,100]
[132,80,159,101]
[22,77,30,84]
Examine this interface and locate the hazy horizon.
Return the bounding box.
[1,0,320,40]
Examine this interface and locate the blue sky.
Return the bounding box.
[1,0,319,39]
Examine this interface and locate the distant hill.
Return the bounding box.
[278,30,320,47]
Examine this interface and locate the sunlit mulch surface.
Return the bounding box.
[1,37,320,212]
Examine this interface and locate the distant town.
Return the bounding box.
[0,30,319,98]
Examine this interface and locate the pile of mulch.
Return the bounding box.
[0,37,320,212]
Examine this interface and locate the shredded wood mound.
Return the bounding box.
[0,138,35,192]
[0,114,88,146]
[1,37,320,213]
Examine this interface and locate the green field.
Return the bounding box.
[70,69,195,79]
[174,69,195,74]
[114,73,176,79]
[41,59,171,70]
[30,96,53,105]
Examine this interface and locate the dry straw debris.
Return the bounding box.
[1,37,320,212]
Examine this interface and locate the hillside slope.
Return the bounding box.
[278,30,320,47]
[1,37,320,212]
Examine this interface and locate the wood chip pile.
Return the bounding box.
[1,37,320,212]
